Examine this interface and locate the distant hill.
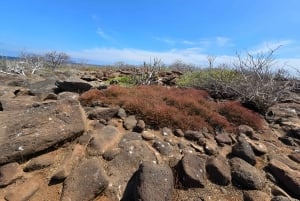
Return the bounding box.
[0,55,19,61]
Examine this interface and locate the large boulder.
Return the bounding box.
[271,196,299,201]
[184,130,204,141]
[206,155,231,185]
[28,79,58,100]
[152,140,173,156]
[269,154,300,171]
[232,135,256,165]
[230,157,265,190]
[134,161,174,201]
[215,133,232,146]
[179,153,207,188]
[0,99,85,164]
[87,125,122,156]
[24,152,55,172]
[87,107,119,121]
[268,159,300,198]
[0,162,23,187]
[4,178,40,201]
[109,140,157,201]
[55,80,93,93]
[51,144,85,181]
[243,190,271,201]
[289,152,300,163]
[60,158,109,201]
[266,102,300,146]
[123,115,138,130]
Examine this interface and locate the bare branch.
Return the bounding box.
[44,51,69,70]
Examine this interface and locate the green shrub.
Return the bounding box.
[107,75,136,86]
[177,68,241,99]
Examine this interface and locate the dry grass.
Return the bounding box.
[79,86,263,132]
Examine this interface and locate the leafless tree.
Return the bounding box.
[20,52,44,74]
[230,47,289,112]
[207,55,216,69]
[295,67,300,78]
[168,60,196,72]
[0,53,44,76]
[134,57,163,85]
[44,51,69,70]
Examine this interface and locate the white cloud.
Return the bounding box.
[216,37,231,47]
[153,37,176,45]
[154,36,233,48]
[277,58,300,75]
[69,47,209,65]
[68,46,300,76]
[249,40,294,54]
[96,28,115,42]
[182,40,197,45]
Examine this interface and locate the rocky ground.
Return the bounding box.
[0,71,299,201]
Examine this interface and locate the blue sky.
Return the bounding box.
[0,0,300,69]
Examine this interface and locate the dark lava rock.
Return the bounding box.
[103,148,121,161]
[289,152,300,163]
[279,136,299,146]
[153,140,173,155]
[204,140,218,156]
[179,153,207,188]
[271,196,298,201]
[230,157,265,190]
[174,129,184,137]
[87,107,119,121]
[80,74,98,82]
[134,161,174,201]
[60,158,109,201]
[243,190,271,201]
[134,120,146,133]
[206,155,231,185]
[269,154,300,171]
[109,141,157,200]
[24,153,54,172]
[232,136,256,165]
[184,130,204,141]
[28,79,57,100]
[215,133,232,146]
[55,80,92,93]
[0,99,85,165]
[268,159,300,198]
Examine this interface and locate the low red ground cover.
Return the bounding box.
[79,85,263,132]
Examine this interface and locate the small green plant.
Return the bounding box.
[106,75,136,86]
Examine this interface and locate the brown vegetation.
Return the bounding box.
[80,85,263,132]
